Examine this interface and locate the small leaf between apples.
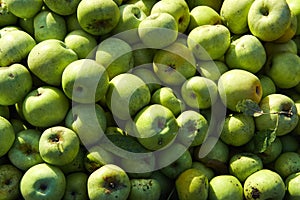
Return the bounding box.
[253,129,277,153]
[236,99,263,117]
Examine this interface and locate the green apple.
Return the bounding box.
[274,152,300,178]
[19,17,34,36]
[265,52,300,89]
[0,164,22,200]
[0,105,9,119]
[218,69,262,112]
[243,169,285,200]
[181,76,218,109]
[292,101,300,135]
[22,86,70,128]
[0,116,15,157]
[62,59,109,103]
[0,0,18,27]
[131,67,162,93]
[264,39,298,56]
[33,10,67,42]
[279,134,299,153]
[66,13,83,32]
[255,93,299,136]
[186,0,223,12]
[20,163,66,200]
[43,0,81,15]
[152,41,196,86]
[128,179,161,200]
[285,172,300,199]
[8,129,43,171]
[258,74,277,98]
[138,12,178,49]
[131,42,157,67]
[28,39,78,86]
[87,164,131,200]
[0,63,32,106]
[60,146,86,174]
[6,0,43,18]
[150,0,190,33]
[175,168,209,200]
[247,0,292,42]
[191,162,214,181]
[77,0,120,36]
[0,25,19,36]
[274,12,297,43]
[187,24,231,60]
[150,171,174,200]
[133,104,179,150]
[95,37,134,79]
[126,0,157,16]
[287,0,300,35]
[39,126,80,166]
[198,60,228,82]
[0,29,36,67]
[209,175,243,200]
[63,172,89,200]
[188,5,222,32]
[106,73,151,120]
[10,118,26,133]
[64,30,97,59]
[225,34,267,73]
[65,103,107,147]
[220,0,254,34]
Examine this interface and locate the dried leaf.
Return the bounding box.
[236,99,263,117]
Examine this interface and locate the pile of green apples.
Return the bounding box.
[1,0,300,199]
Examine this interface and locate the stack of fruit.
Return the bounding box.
[1,0,300,199]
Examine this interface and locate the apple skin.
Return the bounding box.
[0,63,32,106]
[0,116,15,157]
[198,60,228,82]
[258,74,277,99]
[87,164,131,200]
[20,163,66,200]
[77,0,120,36]
[264,39,297,56]
[285,172,300,199]
[126,0,157,16]
[186,0,223,12]
[63,172,89,200]
[247,0,292,42]
[274,152,300,178]
[6,0,43,19]
[66,13,84,32]
[128,179,161,200]
[255,93,299,136]
[0,105,9,119]
[8,129,43,171]
[0,0,18,27]
[0,164,23,200]
[132,67,162,93]
[59,146,86,174]
[22,86,70,128]
[27,39,78,86]
[19,17,34,36]
[43,0,81,16]
[274,12,297,43]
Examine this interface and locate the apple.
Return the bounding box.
[77,0,120,36]
[218,69,262,112]
[0,105,9,119]
[10,118,27,133]
[22,86,70,128]
[274,152,300,178]
[138,12,178,49]
[187,24,231,60]
[198,60,228,82]
[19,17,34,36]
[33,10,67,42]
[62,59,109,104]
[0,29,36,67]
[286,0,300,35]
[131,67,162,93]
[150,171,174,200]
[225,34,267,73]
[150,0,190,33]
[106,73,151,120]
[181,76,219,109]
[128,178,161,200]
[6,0,43,19]
[274,12,297,43]
[0,116,15,157]
[63,172,89,200]
[186,0,223,12]
[265,52,300,89]
[247,0,292,42]
[258,74,277,98]
[220,0,254,34]
[292,101,300,135]
[0,0,18,27]
[60,146,86,174]
[131,42,157,67]
[43,0,81,16]
[20,163,66,200]
[279,134,299,153]
[188,5,222,32]
[126,0,157,16]
[87,164,131,200]
[66,13,83,32]
[264,39,298,56]
[27,39,78,86]
[0,25,19,36]
[191,161,214,180]
[95,37,134,79]
[0,164,22,200]
[285,172,300,199]
[8,129,43,171]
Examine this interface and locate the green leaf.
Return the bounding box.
[236,99,263,117]
[253,129,277,153]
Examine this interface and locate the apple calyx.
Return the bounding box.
[103,176,126,195]
[48,133,64,154]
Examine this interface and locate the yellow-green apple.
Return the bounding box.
[22,86,70,127]
[0,30,36,67]
[39,126,80,166]
[0,0,18,27]
[265,52,300,89]
[274,13,297,43]
[247,0,292,42]
[0,63,32,106]
[181,76,218,109]
[225,34,267,73]
[0,25,19,36]
[188,5,222,32]
[0,116,15,157]
[43,0,81,16]
[87,164,131,200]
[220,0,254,34]
[20,163,66,200]
[198,60,228,82]
[131,67,162,93]
[218,69,263,112]
[138,12,178,49]
[63,172,89,200]
[186,0,223,12]
[77,0,120,36]
[264,39,298,56]
[95,37,133,79]
[33,10,67,42]
[152,41,196,86]
[126,0,157,16]
[0,164,22,200]
[27,39,78,86]
[255,93,299,136]
[274,152,300,178]
[150,0,190,33]
[128,179,161,200]
[285,172,300,199]
[6,0,43,18]
[8,129,43,171]
[187,24,231,60]
[131,42,157,67]
[287,0,300,35]
[106,73,151,120]
[258,74,277,98]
